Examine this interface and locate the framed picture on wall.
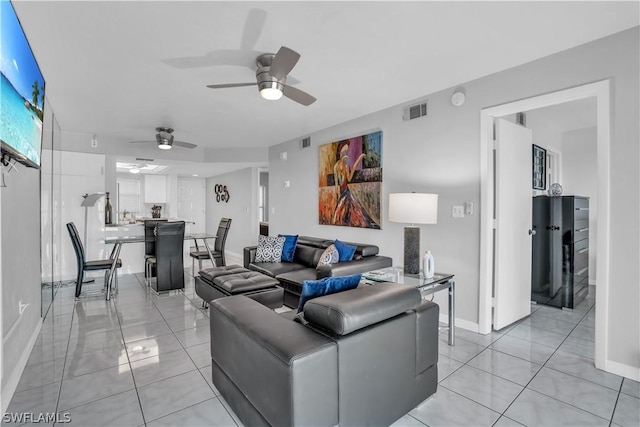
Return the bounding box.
[532,144,546,190]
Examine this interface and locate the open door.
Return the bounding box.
[494,118,534,330]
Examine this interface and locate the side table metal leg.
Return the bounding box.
[448,280,455,346]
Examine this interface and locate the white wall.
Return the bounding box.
[1,161,42,410]
[49,151,107,280]
[561,127,598,283]
[268,27,639,374]
[205,168,258,257]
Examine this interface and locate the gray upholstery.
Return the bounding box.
[199,265,247,283]
[213,271,279,294]
[209,284,439,427]
[210,296,338,427]
[244,235,393,308]
[303,283,421,335]
[195,265,283,309]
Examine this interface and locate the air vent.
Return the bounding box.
[136,157,154,162]
[402,101,428,122]
[516,112,527,127]
[301,137,311,148]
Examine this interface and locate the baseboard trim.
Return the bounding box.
[1,320,42,414]
[439,314,480,334]
[604,359,640,382]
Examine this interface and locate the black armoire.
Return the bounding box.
[531,195,590,309]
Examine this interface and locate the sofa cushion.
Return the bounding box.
[304,283,421,335]
[199,265,248,283]
[297,274,362,312]
[255,235,285,262]
[250,262,307,278]
[293,244,324,268]
[317,244,339,267]
[213,271,279,294]
[334,239,357,262]
[278,234,298,262]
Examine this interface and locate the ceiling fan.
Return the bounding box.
[206,46,316,106]
[129,127,197,150]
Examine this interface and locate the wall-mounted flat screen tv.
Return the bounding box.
[0,0,45,168]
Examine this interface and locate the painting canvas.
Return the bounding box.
[318,131,382,229]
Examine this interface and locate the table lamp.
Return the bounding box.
[389,193,438,274]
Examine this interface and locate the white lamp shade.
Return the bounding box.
[389,193,438,224]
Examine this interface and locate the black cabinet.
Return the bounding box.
[531,196,589,309]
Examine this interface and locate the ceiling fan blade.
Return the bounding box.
[282,85,316,106]
[173,140,198,149]
[269,46,300,80]
[129,140,154,144]
[240,9,267,51]
[206,82,257,89]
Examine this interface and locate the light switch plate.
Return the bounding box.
[452,205,464,218]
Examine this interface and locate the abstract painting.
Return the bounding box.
[318,130,382,229]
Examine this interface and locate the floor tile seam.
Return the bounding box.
[513,322,574,340]
[492,329,559,351]
[520,387,613,424]
[124,330,177,347]
[525,314,580,330]
[465,356,544,388]
[134,366,201,390]
[406,413,428,427]
[541,365,621,393]
[141,394,217,424]
[487,336,555,367]
[529,310,582,325]
[114,297,148,427]
[195,366,220,397]
[61,359,131,381]
[440,332,492,349]
[55,386,137,413]
[437,384,503,417]
[52,298,79,417]
[450,362,533,390]
[619,389,640,399]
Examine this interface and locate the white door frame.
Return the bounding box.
[479,80,610,371]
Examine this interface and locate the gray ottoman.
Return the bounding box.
[196,265,283,309]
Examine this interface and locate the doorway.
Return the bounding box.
[479,80,611,371]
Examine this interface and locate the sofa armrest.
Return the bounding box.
[316,255,392,279]
[415,300,439,375]
[243,245,257,268]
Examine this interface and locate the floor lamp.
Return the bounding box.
[389,193,438,274]
[80,193,105,282]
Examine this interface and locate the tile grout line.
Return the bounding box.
[52,294,78,423]
[118,274,149,427]
[495,299,614,425]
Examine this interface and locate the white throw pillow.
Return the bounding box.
[255,235,286,263]
[317,244,339,267]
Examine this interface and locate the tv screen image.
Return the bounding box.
[0,0,45,168]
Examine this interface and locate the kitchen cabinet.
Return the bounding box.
[144,175,167,203]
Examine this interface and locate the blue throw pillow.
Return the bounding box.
[278,234,298,262]
[297,273,362,312]
[334,239,357,262]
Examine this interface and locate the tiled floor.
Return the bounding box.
[4,274,639,427]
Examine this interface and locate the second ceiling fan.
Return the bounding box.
[206,46,316,106]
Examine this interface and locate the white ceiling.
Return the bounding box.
[13,1,638,164]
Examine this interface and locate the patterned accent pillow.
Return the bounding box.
[254,235,285,263]
[317,244,339,267]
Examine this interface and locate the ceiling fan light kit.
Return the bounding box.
[130,127,197,150]
[207,46,316,106]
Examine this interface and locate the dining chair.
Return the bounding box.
[66,222,122,298]
[143,219,167,280]
[189,218,231,275]
[146,221,185,292]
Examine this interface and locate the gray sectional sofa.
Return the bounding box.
[209,282,440,426]
[244,235,392,307]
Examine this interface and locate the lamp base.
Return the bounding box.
[404,226,420,274]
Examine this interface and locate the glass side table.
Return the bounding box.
[362,267,456,346]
